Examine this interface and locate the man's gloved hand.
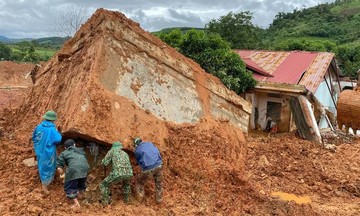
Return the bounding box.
[57,126,62,133]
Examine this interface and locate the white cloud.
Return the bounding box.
[0,0,335,38]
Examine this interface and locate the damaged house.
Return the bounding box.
[235,50,342,135]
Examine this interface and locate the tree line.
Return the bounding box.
[0,41,56,63]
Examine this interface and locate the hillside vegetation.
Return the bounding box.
[0,37,68,63]
[264,0,360,77]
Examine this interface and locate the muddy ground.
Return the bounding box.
[0,61,33,109]
[1,61,360,216]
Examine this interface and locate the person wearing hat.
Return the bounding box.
[56,139,90,208]
[133,137,163,204]
[32,110,62,195]
[99,141,133,205]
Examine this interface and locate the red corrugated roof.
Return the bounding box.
[298,52,334,93]
[266,52,317,84]
[235,50,336,93]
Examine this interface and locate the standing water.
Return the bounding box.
[271,191,311,204]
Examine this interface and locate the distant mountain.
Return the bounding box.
[33,37,70,49]
[0,36,33,43]
[0,35,69,49]
[0,35,10,43]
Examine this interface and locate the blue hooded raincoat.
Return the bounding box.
[32,120,62,186]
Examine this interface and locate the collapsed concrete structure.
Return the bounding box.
[15,9,251,148]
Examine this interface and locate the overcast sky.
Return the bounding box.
[0,0,335,39]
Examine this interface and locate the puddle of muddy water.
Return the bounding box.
[271,191,311,204]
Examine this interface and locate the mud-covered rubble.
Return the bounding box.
[247,131,360,215]
[318,129,355,152]
[321,130,354,145]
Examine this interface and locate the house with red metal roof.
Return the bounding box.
[235,50,341,133]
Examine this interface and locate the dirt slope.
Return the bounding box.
[0,61,33,109]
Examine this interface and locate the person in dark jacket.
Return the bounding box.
[133,137,163,204]
[57,139,90,208]
[32,110,62,195]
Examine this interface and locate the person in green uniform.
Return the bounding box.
[99,141,133,205]
[56,139,90,208]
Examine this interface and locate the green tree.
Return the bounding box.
[336,44,360,78]
[156,29,256,93]
[22,52,40,63]
[0,43,12,60]
[273,39,336,52]
[17,41,33,52]
[28,45,35,53]
[155,28,183,49]
[206,11,262,49]
[10,50,26,62]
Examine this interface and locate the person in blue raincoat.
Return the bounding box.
[32,110,62,195]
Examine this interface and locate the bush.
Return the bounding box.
[0,43,12,60]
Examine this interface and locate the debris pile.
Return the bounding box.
[321,130,354,145]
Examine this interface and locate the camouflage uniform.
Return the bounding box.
[99,142,133,204]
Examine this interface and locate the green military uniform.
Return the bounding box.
[100,141,133,204]
[57,146,90,183]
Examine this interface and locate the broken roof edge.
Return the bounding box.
[296,52,337,93]
[233,50,274,77]
[234,49,332,56]
[254,81,308,95]
[244,60,274,77]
